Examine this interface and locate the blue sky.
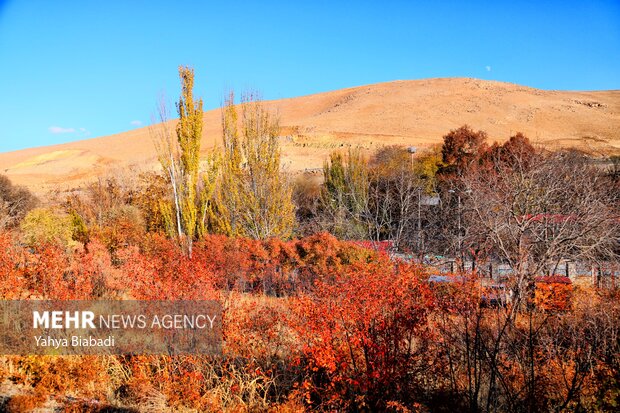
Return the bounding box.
[0,0,618,152]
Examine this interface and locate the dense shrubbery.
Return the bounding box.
[0,229,375,301]
[0,174,38,230]
[292,258,435,410]
[0,118,618,411]
[0,229,618,411]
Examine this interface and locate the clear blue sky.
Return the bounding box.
[0,0,618,152]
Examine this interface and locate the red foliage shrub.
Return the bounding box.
[116,233,217,300]
[73,239,122,298]
[22,243,90,299]
[18,239,121,300]
[6,355,110,411]
[429,273,481,314]
[194,235,259,292]
[293,232,376,290]
[292,256,434,410]
[191,233,372,295]
[6,392,46,412]
[535,277,573,311]
[94,206,145,252]
[259,237,301,294]
[224,293,295,361]
[0,231,26,298]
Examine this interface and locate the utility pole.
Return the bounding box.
[448,188,471,271]
[408,147,422,253]
[447,189,461,253]
[417,186,422,252]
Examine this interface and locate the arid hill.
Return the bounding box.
[1,78,618,193]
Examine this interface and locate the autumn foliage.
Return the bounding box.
[0,226,618,411]
[534,276,573,311]
[292,258,435,410]
[0,123,619,411]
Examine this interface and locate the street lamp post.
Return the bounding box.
[408,146,417,169]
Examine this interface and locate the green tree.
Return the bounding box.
[321,148,369,239]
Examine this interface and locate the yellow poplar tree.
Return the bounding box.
[322,148,369,238]
[212,92,295,239]
[154,66,216,257]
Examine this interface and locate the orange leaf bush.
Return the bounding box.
[535,276,573,311]
[292,257,435,410]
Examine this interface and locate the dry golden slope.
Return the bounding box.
[1,78,619,193]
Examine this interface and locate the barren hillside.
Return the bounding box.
[1,78,618,193]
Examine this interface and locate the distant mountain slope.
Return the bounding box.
[1,78,619,193]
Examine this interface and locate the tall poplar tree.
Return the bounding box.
[321,148,369,239]
[212,93,295,239]
[154,66,216,257]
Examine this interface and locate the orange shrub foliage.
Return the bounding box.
[0,231,25,298]
[0,231,123,300]
[92,206,145,253]
[535,276,573,311]
[22,243,87,299]
[3,227,616,411]
[191,232,372,295]
[20,240,124,300]
[116,234,217,300]
[4,355,110,411]
[429,273,482,314]
[292,257,435,410]
[194,235,264,292]
[224,293,296,361]
[72,239,122,298]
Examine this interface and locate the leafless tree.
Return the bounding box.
[318,146,428,251]
[462,149,619,303]
[431,149,620,412]
[0,175,38,229]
